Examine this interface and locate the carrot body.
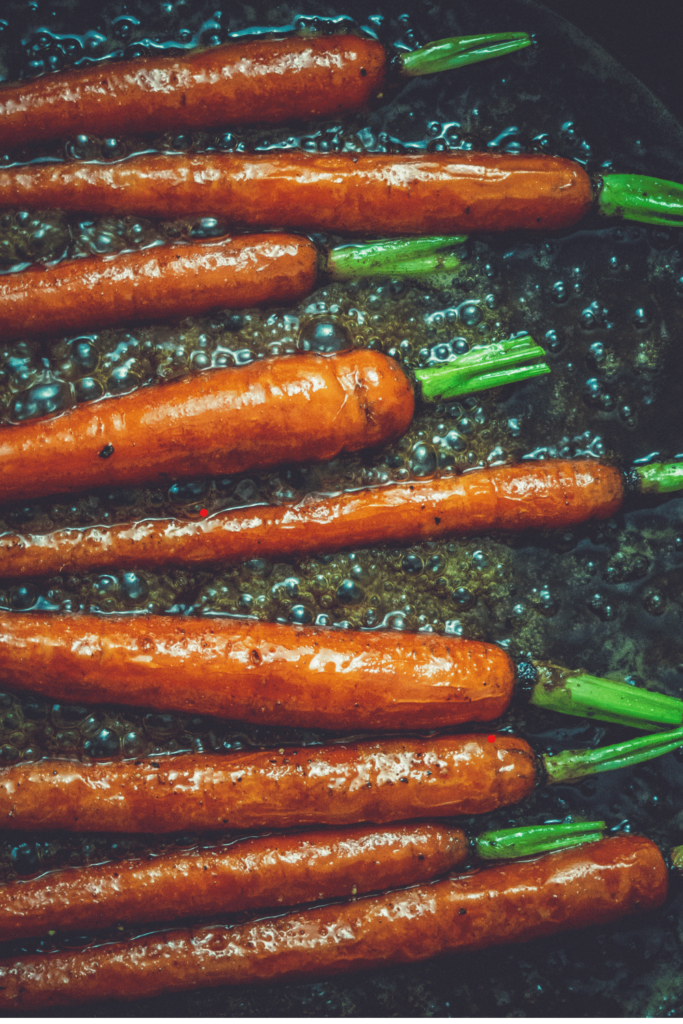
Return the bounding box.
[0,152,594,235]
[0,234,318,342]
[0,613,515,730]
[0,822,467,942]
[0,35,387,150]
[0,735,536,833]
[0,351,414,502]
[0,460,625,578]
[0,836,666,1009]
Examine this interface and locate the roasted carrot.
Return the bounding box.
[0,350,415,503]
[0,735,537,833]
[0,233,320,342]
[0,151,595,234]
[2,606,681,734]
[0,459,625,577]
[0,613,516,731]
[0,233,478,343]
[3,725,682,834]
[2,153,678,232]
[0,822,468,942]
[0,32,530,150]
[0,835,667,1010]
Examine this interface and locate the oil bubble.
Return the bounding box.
[336,580,364,605]
[84,728,121,759]
[10,842,41,877]
[9,381,75,423]
[289,604,313,624]
[299,319,351,353]
[75,377,104,402]
[402,553,423,575]
[409,443,437,477]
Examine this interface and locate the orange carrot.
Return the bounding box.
[0,152,594,235]
[0,233,318,342]
[0,735,536,833]
[0,460,624,579]
[0,350,414,504]
[0,613,515,731]
[0,836,667,1010]
[0,822,468,942]
[0,36,388,150]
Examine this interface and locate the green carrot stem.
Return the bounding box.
[530,663,683,733]
[413,335,549,401]
[598,174,683,228]
[475,821,606,860]
[400,32,531,77]
[671,846,683,872]
[544,725,683,786]
[633,461,683,495]
[326,235,466,280]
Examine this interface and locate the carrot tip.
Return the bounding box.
[530,662,683,732]
[633,461,683,495]
[544,724,683,786]
[598,173,683,227]
[414,335,549,401]
[327,235,467,280]
[475,821,605,860]
[400,32,532,78]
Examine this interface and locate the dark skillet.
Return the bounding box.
[1,0,683,1015]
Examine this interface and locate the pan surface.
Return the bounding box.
[1,0,683,1015]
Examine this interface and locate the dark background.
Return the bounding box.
[540,1,683,126]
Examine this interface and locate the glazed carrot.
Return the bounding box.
[0,836,667,1009]
[0,613,516,730]
[0,350,415,503]
[0,32,530,150]
[0,460,625,578]
[2,606,681,734]
[0,735,537,833]
[0,822,468,942]
[3,724,683,834]
[0,151,595,234]
[0,233,474,343]
[0,233,320,342]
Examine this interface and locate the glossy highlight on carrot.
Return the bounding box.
[0,233,318,342]
[0,836,666,1009]
[0,152,595,235]
[0,734,537,833]
[0,460,625,579]
[0,35,389,150]
[0,613,515,731]
[0,350,414,503]
[0,822,468,942]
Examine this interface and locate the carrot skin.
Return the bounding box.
[0,350,414,503]
[0,234,319,342]
[0,822,468,942]
[0,735,537,833]
[0,36,388,149]
[0,152,594,235]
[0,614,515,730]
[0,836,666,1009]
[0,460,625,579]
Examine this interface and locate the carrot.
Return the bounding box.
[0,735,537,833]
[0,835,666,1010]
[0,151,595,234]
[0,459,625,579]
[0,233,478,343]
[0,350,415,503]
[0,32,530,150]
[0,613,516,731]
[0,822,468,942]
[0,233,320,342]
[3,724,682,834]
